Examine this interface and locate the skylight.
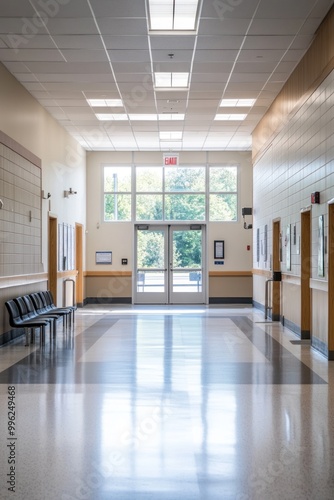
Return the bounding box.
[96,114,128,121]
[155,72,189,89]
[96,113,185,121]
[159,131,183,140]
[87,99,123,107]
[148,0,199,31]
[214,114,247,121]
[220,99,256,107]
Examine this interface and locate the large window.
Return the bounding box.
[209,166,237,221]
[103,164,238,222]
[104,166,131,221]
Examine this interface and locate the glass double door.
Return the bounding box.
[134,225,205,304]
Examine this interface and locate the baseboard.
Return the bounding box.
[209,297,252,304]
[84,297,132,305]
[0,328,25,347]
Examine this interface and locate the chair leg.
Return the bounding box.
[25,327,30,346]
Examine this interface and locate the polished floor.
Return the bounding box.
[1,305,334,500]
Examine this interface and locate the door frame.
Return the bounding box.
[328,201,334,359]
[48,214,58,303]
[272,219,281,321]
[75,223,84,307]
[300,208,311,339]
[133,223,207,305]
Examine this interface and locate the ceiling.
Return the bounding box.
[0,0,333,152]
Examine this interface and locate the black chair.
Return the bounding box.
[5,299,50,346]
[43,291,75,327]
[21,295,60,338]
[31,292,71,329]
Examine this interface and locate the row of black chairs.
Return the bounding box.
[5,291,76,346]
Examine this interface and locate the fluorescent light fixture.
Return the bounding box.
[127,114,185,121]
[148,0,199,31]
[158,114,185,120]
[87,99,123,107]
[155,72,189,88]
[128,114,158,121]
[160,131,183,140]
[96,114,128,121]
[214,114,247,121]
[220,99,256,107]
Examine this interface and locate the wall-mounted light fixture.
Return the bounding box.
[64,188,77,198]
[242,207,253,230]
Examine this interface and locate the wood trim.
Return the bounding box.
[48,215,58,302]
[209,271,252,277]
[252,5,334,160]
[252,269,272,277]
[75,223,84,305]
[272,220,281,319]
[301,211,311,336]
[0,273,48,289]
[58,270,78,279]
[328,203,334,352]
[85,271,132,277]
[0,130,41,168]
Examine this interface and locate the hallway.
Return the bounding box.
[0,306,333,500]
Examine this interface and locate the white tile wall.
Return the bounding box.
[253,69,334,280]
[0,144,42,276]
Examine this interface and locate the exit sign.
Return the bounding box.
[163,153,179,166]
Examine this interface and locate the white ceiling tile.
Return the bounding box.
[243,36,295,50]
[198,19,251,36]
[150,36,196,50]
[97,19,148,36]
[201,0,260,19]
[47,18,99,35]
[103,36,149,50]
[248,18,305,35]
[60,49,109,63]
[256,0,319,19]
[0,48,64,62]
[237,49,286,63]
[194,50,239,63]
[196,36,244,50]
[151,50,194,63]
[0,18,46,35]
[35,74,115,83]
[108,50,151,63]
[91,0,146,18]
[53,35,104,50]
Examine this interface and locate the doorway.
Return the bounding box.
[301,209,311,339]
[134,224,206,304]
[272,219,281,321]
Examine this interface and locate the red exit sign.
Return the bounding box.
[163,153,179,166]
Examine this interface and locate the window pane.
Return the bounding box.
[165,167,205,192]
[209,194,237,221]
[104,194,131,221]
[136,194,163,221]
[165,194,205,220]
[136,167,162,192]
[137,230,165,268]
[210,166,237,192]
[104,166,131,192]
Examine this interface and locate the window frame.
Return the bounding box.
[102,163,239,223]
